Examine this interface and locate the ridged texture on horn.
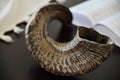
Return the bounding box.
[25,3,114,76]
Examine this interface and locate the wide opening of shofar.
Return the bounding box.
[48,19,77,43]
[47,19,113,45]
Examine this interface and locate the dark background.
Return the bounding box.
[0,0,120,80]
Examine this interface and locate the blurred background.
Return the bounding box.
[0,0,120,80]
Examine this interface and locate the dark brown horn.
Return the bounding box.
[25,3,114,76]
[49,0,57,3]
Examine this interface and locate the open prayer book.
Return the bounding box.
[69,0,120,47]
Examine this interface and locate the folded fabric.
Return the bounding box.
[70,0,120,47]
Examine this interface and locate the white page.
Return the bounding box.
[70,0,120,27]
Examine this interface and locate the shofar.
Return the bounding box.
[25,1,114,76]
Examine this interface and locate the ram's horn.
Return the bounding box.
[25,2,114,76]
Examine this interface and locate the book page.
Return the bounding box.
[70,0,120,27]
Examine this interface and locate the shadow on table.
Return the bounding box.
[29,66,82,80]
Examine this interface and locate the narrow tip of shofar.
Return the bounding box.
[94,25,120,47]
[106,38,114,45]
